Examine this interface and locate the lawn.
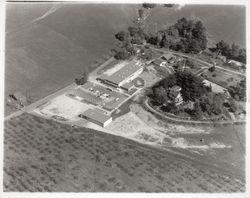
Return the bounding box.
[4,113,245,192]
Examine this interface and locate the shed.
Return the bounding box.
[153,58,167,67]
[79,108,112,127]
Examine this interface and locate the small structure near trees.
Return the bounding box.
[169,85,183,105]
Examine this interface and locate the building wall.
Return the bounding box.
[103,117,112,127]
[102,67,143,88]
[81,115,112,127]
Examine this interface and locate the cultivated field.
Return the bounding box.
[5,3,137,116]
[4,113,245,192]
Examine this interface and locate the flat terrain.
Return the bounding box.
[5,3,246,116]
[4,113,245,192]
[5,3,137,115]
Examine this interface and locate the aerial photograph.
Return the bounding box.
[3,1,247,194]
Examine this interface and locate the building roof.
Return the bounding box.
[228,60,243,66]
[121,82,134,90]
[170,85,182,92]
[161,53,175,61]
[103,60,142,85]
[202,80,227,93]
[81,108,111,124]
[153,58,166,66]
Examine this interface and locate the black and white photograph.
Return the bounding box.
[0,0,248,195]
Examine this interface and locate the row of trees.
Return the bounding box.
[210,40,246,63]
[147,17,208,53]
[113,17,208,60]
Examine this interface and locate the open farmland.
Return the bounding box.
[4,113,245,192]
[5,3,137,116]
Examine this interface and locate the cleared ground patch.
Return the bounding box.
[34,94,89,121]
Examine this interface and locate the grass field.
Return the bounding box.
[4,113,245,192]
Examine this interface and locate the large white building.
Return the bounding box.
[100,60,143,88]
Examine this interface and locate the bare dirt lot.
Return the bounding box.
[4,113,245,192]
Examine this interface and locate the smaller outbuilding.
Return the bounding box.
[227,60,245,70]
[153,58,167,67]
[161,53,176,63]
[120,82,134,92]
[202,79,230,97]
[169,85,183,105]
[79,108,112,127]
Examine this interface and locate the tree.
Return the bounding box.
[124,43,136,55]
[164,4,175,8]
[212,40,246,63]
[216,40,230,56]
[75,72,88,85]
[128,26,139,37]
[114,49,130,60]
[154,86,169,105]
[212,93,225,115]
[226,98,237,112]
[208,65,215,72]
[142,3,157,9]
[192,100,203,119]
[138,9,145,18]
[228,78,246,101]
[230,43,240,59]
[186,39,202,53]
[147,36,158,45]
[175,71,208,101]
[166,26,179,38]
[237,49,246,63]
[115,31,128,42]
[139,48,153,60]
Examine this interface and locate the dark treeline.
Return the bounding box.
[113,17,208,60]
[147,17,208,53]
[210,40,246,63]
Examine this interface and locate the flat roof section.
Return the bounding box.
[153,58,166,66]
[81,108,111,124]
[121,82,134,90]
[103,60,142,85]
